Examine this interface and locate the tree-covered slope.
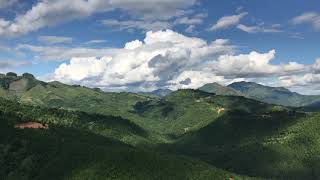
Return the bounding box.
[228,81,320,107]
[139,89,173,97]
[2,73,320,179]
[0,98,248,180]
[132,89,284,137]
[163,109,320,179]
[199,82,243,96]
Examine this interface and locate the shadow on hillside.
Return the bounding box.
[155,109,310,179]
[0,96,149,140]
[1,124,211,180]
[0,124,131,179]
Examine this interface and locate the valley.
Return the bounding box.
[1,73,320,179]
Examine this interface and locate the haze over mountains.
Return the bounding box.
[2,72,320,109]
[199,81,320,107]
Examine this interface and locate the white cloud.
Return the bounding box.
[174,13,207,25]
[17,44,121,61]
[271,57,320,94]
[168,71,226,90]
[44,30,309,92]
[102,19,171,32]
[237,24,282,33]
[291,12,320,31]
[124,40,143,50]
[209,12,248,31]
[0,0,196,36]
[209,50,305,78]
[84,40,107,45]
[312,58,320,73]
[174,13,207,33]
[108,0,197,20]
[185,25,196,33]
[47,30,235,91]
[53,57,112,82]
[38,36,73,45]
[279,73,320,87]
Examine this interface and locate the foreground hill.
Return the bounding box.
[0,98,246,180]
[165,110,320,179]
[2,73,320,179]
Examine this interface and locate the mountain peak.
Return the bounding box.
[228,81,291,92]
[22,73,35,79]
[199,82,243,96]
[0,72,43,91]
[227,81,320,107]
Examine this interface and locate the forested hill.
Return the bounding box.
[1,73,320,179]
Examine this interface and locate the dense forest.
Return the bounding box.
[1,74,320,179]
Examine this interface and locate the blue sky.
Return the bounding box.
[0,0,320,94]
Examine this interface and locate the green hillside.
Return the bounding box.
[2,73,320,179]
[199,82,243,96]
[0,98,247,180]
[139,89,173,97]
[228,81,320,107]
[165,111,320,179]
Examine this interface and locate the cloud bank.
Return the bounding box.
[45,30,313,92]
[0,0,197,36]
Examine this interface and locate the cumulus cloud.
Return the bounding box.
[44,30,309,92]
[291,12,320,31]
[270,57,320,94]
[312,58,320,73]
[38,36,73,45]
[48,30,235,91]
[279,73,320,87]
[237,24,283,33]
[0,0,196,36]
[168,71,226,90]
[209,12,247,31]
[208,50,305,78]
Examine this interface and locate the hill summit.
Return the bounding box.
[0,72,44,92]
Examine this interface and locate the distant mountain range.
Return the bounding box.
[2,72,320,179]
[1,72,320,108]
[138,89,172,97]
[199,81,320,108]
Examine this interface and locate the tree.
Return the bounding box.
[6,72,17,78]
[22,73,35,79]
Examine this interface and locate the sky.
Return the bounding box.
[0,0,320,94]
